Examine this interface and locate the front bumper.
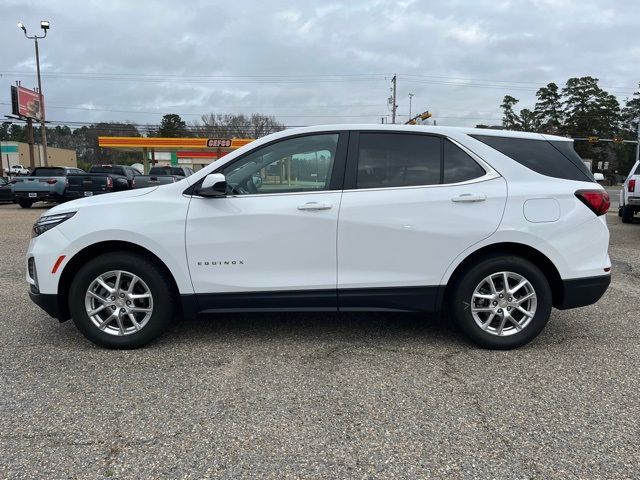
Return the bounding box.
[556,274,611,309]
[28,289,62,320]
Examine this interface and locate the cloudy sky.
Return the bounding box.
[1,0,638,131]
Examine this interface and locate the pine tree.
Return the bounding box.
[500,95,521,130]
[519,109,539,132]
[621,84,640,136]
[562,76,620,137]
[534,83,563,134]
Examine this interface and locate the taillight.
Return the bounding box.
[575,189,610,216]
[107,177,113,189]
[46,178,57,185]
[629,179,636,193]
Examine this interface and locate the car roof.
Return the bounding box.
[276,124,572,142]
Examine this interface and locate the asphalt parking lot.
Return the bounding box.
[0,203,638,479]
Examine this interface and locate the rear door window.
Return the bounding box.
[356,133,441,188]
[471,135,593,182]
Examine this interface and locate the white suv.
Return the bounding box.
[26,125,611,349]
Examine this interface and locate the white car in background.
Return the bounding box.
[26,125,611,350]
[619,159,640,223]
[5,164,30,176]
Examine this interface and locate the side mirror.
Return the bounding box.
[197,173,227,197]
[593,172,605,182]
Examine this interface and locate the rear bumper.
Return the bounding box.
[63,190,110,200]
[556,274,611,310]
[14,191,61,202]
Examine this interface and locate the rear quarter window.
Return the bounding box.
[443,140,486,183]
[471,135,593,182]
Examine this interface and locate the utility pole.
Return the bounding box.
[636,118,640,164]
[18,21,50,166]
[391,75,398,124]
[408,93,414,120]
[26,118,35,170]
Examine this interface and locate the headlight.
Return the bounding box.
[32,212,76,237]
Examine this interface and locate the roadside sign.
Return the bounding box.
[588,136,599,144]
[10,85,44,121]
[612,136,624,144]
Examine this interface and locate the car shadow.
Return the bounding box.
[156,311,464,348]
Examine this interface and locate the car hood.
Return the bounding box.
[45,187,159,215]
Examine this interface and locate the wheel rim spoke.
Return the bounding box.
[496,315,508,336]
[96,278,113,293]
[508,317,523,331]
[481,313,496,330]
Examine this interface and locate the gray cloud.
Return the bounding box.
[1,0,638,129]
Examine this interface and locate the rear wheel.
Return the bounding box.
[621,205,634,223]
[449,255,552,349]
[68,252,176,348]
[18,199,33,208]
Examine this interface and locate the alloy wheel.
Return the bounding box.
[84,270,154,336]
[470,271,537,336]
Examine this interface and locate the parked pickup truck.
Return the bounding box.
[11,166,85,208]
[5,164,30,176]
[132,165,194,189]
[619,159,640,223]
[64,165,142,201]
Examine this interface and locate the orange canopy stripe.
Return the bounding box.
[98,137,254,149]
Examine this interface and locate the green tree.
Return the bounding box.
[562,76,620,137]
[534,82,563,134]
[195,113,284,139]
[621,84,640,136]
[519,108,539,132]
[156,114,189,137]
[500,95,521,130]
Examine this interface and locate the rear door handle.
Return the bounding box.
[451,194,486,203]
[297,202,333,211]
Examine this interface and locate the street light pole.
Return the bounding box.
[408,93,415,120]
[18,21,50,167]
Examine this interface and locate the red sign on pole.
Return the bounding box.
[10,86,44,121]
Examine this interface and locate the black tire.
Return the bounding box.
[68,251,176,349]
[621,205,634,223]
[18,199,33,208]
[448,255,552,350]
[618,207,623,217]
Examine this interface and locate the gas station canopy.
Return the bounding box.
[98,136,255,172]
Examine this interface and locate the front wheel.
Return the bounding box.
[68,252,176,348]
[449,255,552,350]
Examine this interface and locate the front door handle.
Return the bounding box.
[451,194,487,203]
[297,202,333,211]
